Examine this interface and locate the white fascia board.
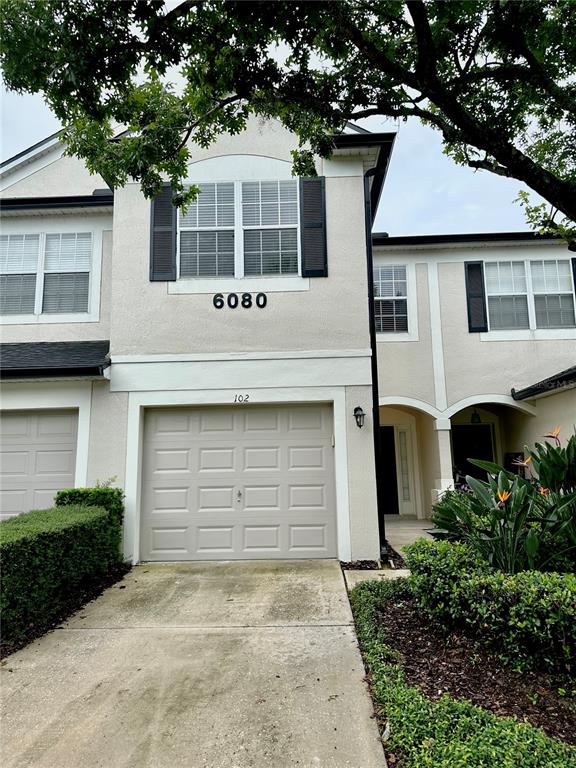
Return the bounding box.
[110,354,372,393]
[110,349,372,364]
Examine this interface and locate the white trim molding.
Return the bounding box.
[0,380,92,487]
[123,386,353,564]
[379,395,442,419]
[110,353,373,393]
[444,394,536,418]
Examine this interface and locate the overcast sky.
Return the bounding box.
[1,87,537,236]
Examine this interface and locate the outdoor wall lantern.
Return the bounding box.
[353,407,366,428]
[470,409,482,424]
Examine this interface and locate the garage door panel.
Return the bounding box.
[198,486,235,511]
[152,486,189,510]
[36,412,77,438]
[149,526,191,556]
[244,446,279,470]
[243,409,280,432]
[0,450,29,476]
[289,446,327,469]
[243,485,280,510]
[199,447,235,472]
[199,411,235,433]
[0,410,78,521]
[141,405,336,560]
[289,524,328,551]
[243,525,281,551]
[35,449,75,476]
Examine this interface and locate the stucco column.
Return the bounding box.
[431,417,453,505]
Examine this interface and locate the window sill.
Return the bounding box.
[167,276,310,294]
[0,312,99,325]
[376,331,419,343]
[479,328,576,342]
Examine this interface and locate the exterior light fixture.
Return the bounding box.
[471,409,482,424]
[353,407,366,428]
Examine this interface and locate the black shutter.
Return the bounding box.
[150,183,176,281]
[300,177,327,277]
[464,261,488,333]
[571,257,576,293]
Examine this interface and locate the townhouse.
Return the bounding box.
[1,118,574,561]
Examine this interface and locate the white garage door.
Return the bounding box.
[0,410,78,520]
[141,404,337,561]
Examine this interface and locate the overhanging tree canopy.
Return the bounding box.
[1,0,574,238]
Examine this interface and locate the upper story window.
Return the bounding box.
[373,265,408,332]
[0,232,93,317]
[485,259,575,330]
[177,180,300,279]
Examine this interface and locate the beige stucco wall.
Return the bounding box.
[501,388,576,455]
[86,382,129,487]
[439,257,576,405]
[346,385,380,559]
[110,175,370,356]
[1,153,108,198]
[0,225,113,343]
[377,263,435,405]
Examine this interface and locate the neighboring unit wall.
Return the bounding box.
[501,388,576,455]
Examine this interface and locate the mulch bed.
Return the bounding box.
[340,560,380,570]
[375,592,576,745]
[381,540,406,569]
[0,563,131,659]
[341,541,406,571]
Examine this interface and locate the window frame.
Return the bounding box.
[373,259,419,342]
[176,179,302,281]
[0,217,103,326]
[483,256,576,337]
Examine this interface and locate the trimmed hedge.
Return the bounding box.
[405,539,576,674]
[0,503,123,652]
[55,486,124,556]
[350,579,576,768]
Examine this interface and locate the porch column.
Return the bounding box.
[431,417,453,505]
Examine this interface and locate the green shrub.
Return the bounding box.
[0,505,123,652]
[55,486,124,556]
[405,539,576,674]
[350,579,576,768]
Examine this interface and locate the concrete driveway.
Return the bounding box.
[1,561,385,768]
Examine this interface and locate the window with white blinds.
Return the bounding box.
[0,234,40,314]
[485,259,575,331]
[242,180,299,276]
[177,180,300,279]
[530,260,575,328]
[0,232,92,316]
[373,265,408,332]
[485,261,529,330]
[178,183,235,277]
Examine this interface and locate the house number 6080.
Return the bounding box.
[213,292,267,309]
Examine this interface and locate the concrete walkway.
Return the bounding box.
[1,561,386,768]
[384,514,433,554]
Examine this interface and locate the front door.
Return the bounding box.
[379,426,399,515]
[451,424,494,481]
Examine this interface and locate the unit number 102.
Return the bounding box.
[213,292,267,309]
[234,394,250,403]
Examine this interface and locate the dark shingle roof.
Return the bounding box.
[0,341,110,378]
[512,365,576,401]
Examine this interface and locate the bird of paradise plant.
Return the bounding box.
[431,430,576,574]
